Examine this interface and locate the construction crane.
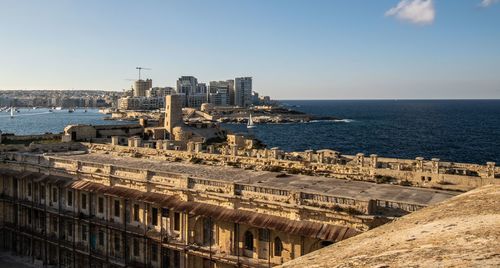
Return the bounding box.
[136,67,151,80]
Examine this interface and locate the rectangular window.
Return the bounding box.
[81,193,87,210]
[98,197,104,213]
[133,239,139,256]
[152,207,158,226]
[162,208,169,217]
[39,214,45,229]
[67,191,73,206]
[67,223,73,237]
[98,230,104,246]
[151,244,158,261]
[28,209,32,224]
[52,218,58,232]
[114,234,121,252]
[133,204,140,222]
[40,184,45,200]
[81,225,88,241]
[174,251,181,267]
[114,200,120,217]
[174,212,180,231]
[203,218,214,246]
[27,182,32,197]
[52,188,57,203]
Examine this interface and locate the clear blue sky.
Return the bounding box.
[0,0,499,99]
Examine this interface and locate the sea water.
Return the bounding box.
[1,100,498,164]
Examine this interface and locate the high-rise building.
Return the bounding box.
[208,80,233,106]
[234,77,252,107]
[186,94,208,108]
[252,91,260,105]
[176,76,198,107]
[196,83,207,94]
[227,79,235,105]
[176,76,198,95]
[133,79,153,97]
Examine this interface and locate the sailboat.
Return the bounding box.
[10,107,14,118]
[247,113,256,129]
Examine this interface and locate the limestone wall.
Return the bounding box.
[85,143,499,192]
[1,152,430,231]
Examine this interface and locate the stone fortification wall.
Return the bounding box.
[1,151,437,232]
[86,143,499,192]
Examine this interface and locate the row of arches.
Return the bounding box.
[193,216,335,260]
[244,231,283,257]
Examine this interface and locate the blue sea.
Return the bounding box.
[0,108,122,135]
[223,100,500,164]
[1,100,499,164]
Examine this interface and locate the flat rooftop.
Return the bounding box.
[57,153,458,205]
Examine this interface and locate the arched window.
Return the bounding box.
[274,237,283,257]
[203,218,214,246]
[244,231,254,251]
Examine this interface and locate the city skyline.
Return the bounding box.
[1,0,499,99]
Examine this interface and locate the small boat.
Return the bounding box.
[68,108,75,113]
[247,114,256,129]
[55,107,62,110]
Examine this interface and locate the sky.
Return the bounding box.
[0,0,499,99]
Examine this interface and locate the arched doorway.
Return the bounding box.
[244,231,254,251]
[274,237,283,257]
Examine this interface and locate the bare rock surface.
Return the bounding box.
[280,184,500,268]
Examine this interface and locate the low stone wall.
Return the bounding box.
[0,142,85,154]
[0,133,61,144]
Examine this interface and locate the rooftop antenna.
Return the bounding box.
[136,67,151,80]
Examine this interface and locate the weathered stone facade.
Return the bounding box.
[89,142,499,192]
[0,147,459,267]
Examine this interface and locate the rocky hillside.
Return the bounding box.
[280,184,500,268]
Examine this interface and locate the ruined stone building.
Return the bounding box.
[0,148,458,268]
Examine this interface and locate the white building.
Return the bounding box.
[176,76,198,107]
[208,80,233,106]
[118,96,164,110]
[234,77,252,107]
[148,87,175,97]
[176,76,198,95]
[196,83,207,94]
